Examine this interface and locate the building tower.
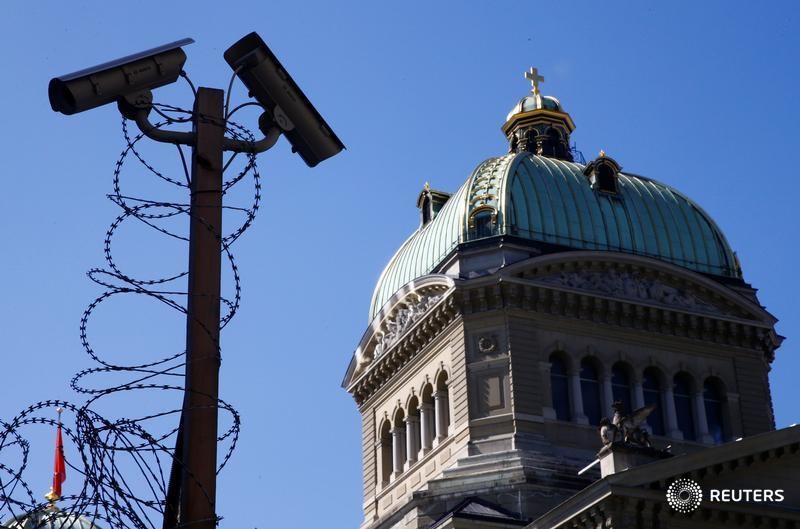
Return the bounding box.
[342,69,786,529]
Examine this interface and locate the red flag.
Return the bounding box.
[52,424,66,498]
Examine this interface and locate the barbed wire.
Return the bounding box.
[0,88,261,528]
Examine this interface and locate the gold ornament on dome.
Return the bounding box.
[525,67,545,96]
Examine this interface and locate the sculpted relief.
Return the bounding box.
[535,269,724,315]
[354,292,444,376]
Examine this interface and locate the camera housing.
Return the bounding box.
[224,32,344,167]
[49,38,194,115]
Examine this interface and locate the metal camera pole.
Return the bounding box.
[150,86,279,529]
[121,87,280,529]
[180,87,225,529]
[48,32,344,529]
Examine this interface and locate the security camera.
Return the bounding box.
[224,32,344,167]
[49,38,194,115]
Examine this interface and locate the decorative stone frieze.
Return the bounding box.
[352,284,453,379]
[350,293,460,405]
[535,268,723,315]
[373,293,445,360]
[451,257,781,359]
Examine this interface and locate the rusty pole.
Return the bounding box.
[179,87,224,529]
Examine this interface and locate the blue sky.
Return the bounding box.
[2,2,799,528]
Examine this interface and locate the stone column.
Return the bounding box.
[602,374,614,417]
[632,377,650,434]
[632,378,645,409]
[569,370,588,424]
[539,361,556,419]
[405,416,420,466]
[420,402,434,453]
[663,386,682,439]
[727,392,742,439]
[694,391,713,443]
[391,427,406,477]
[434,390,450,441]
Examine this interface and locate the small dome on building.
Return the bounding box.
[502,67,575,161]
[506,94,563,121]
[3,506,102,529]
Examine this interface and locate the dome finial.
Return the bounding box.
[525,67,545,96]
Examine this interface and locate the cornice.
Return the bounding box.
[460,256,781,361]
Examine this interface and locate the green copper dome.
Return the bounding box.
[369,153,738,319]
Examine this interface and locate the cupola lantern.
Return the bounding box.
[502,67,575,161]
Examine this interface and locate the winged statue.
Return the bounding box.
[599,401,656,447]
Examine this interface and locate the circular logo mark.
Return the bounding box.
[666,478,703,513]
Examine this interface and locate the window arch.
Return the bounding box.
[392,408,407,476]
[611,362,633,413]
[595,163,618,193]
[542,127,561,157]
[421,196,432,225]
[406,396,421,464]
[549,353,571,421]
[673,372,696,441]
[704,377,729,444]
[420,383,435,451]
[580,358,602,426]
[379,419,392,485]
[642,367,665,435]
[434,371,450,441]
[524,130,539,153]
[469,207,496,239]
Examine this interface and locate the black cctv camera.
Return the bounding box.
[49,38,194,116]
[224,32,345,167]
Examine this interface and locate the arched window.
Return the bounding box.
[595,164,618,193]
[406,397,421,464]
[704,377,728,444]
[524,130,539,153]
[379,420,392,485]
[674,372,696,441]
[434,372,450,441]
[549,354,571,421]
[542,127,560,157]
[580,359,602,425]
[420,384,435,452]
[642,368,665,435]
[392,409,407,476]
[421,196,432,225]
[611,363,633,413]
[470,208,495,239]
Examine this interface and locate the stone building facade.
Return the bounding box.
[342,70,792,529]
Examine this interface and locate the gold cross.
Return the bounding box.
[525,67,545,95]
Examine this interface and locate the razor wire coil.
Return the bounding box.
[0,83,261,529]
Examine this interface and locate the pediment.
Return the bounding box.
[499,251,775,325]
[345,275,455,387]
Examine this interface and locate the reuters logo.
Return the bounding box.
[666,478,703,513]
